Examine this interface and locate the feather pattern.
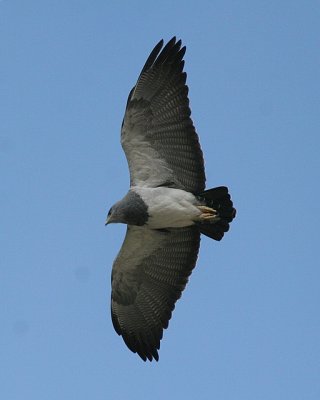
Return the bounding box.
[111,226,200,361]
[121,37,206,193]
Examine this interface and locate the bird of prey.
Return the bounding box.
[105,37,236,361]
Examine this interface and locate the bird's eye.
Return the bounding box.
[108,208,112,216]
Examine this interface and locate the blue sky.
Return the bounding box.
[1,1,319,399]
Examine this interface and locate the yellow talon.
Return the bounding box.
[197,206,220,222]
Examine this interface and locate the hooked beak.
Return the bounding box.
[105,215,111,226]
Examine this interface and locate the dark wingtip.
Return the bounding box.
[141,37,185,74]
[140,39,164,74]
[137,348,159,362]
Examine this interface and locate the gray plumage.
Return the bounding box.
[106,37,236,362]
[121,37,205,192]
[107,191,149,226]
[111,226,200,361]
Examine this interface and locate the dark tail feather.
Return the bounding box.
[196,186,236,241]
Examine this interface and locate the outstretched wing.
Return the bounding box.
[111,225,200,361]
[121,37,206,193]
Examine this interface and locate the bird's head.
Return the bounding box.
[105,202,124,225]
[105,191,149,227]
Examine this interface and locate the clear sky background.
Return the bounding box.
[1,1,319,399]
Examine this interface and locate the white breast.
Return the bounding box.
[134,186,201,229]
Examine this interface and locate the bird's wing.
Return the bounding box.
[121,37,206,193]
[111,225,200,361]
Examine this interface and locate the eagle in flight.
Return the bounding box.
[106,37,236,361]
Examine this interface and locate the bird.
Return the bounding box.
[105,37,236,361]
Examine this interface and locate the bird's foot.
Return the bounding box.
[197,206,220,222]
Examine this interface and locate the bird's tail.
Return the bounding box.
[196,186,236,241]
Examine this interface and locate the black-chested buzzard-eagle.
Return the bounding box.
[105,37,236,361]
